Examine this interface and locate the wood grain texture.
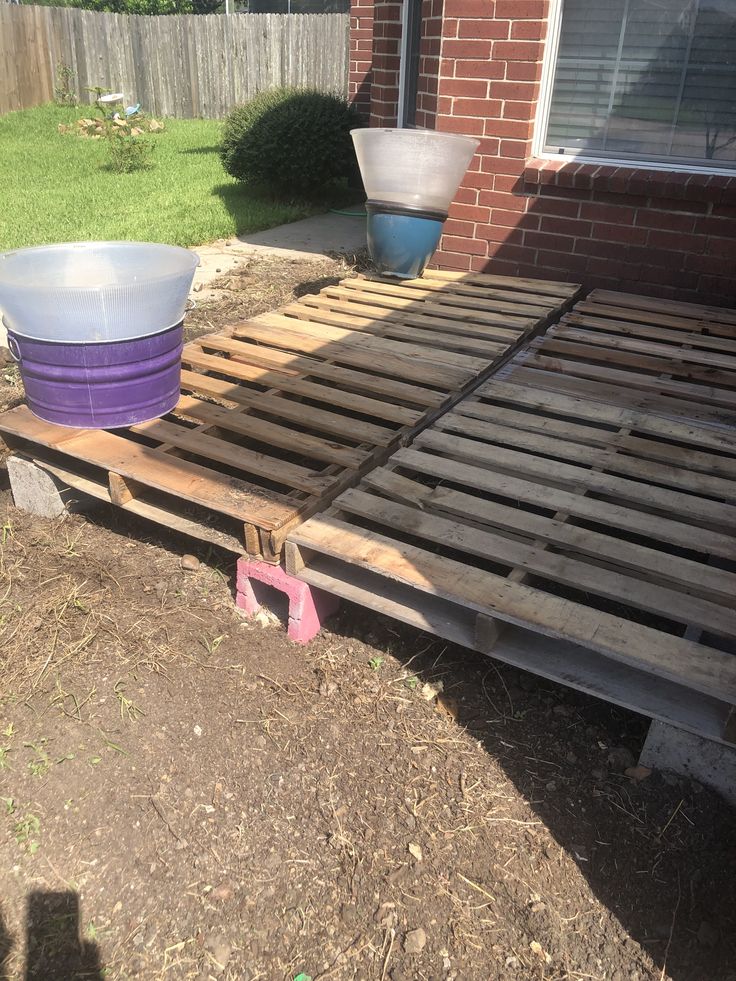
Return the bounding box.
[0,6,350,116]
[0,272,575,559]
[289,289,736,718]
[505,288,736,424]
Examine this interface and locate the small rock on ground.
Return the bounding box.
[404,927,427,954]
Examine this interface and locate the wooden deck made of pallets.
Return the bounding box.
[289,290,736,746]
[0,271,579,560]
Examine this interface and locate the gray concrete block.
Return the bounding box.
[640,719,736,807]
[6,454,95,519]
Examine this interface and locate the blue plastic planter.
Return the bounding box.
[366,202,446,279]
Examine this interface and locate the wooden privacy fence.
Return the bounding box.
[0,6,349,117]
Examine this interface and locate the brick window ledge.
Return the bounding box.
[524,157,736,205]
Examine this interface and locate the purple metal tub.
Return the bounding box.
[6,323,183,429]
[0,241,199,429]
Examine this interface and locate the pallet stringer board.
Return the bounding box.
[29,455,246,554]
[285,539,735,747]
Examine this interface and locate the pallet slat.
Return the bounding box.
[506,289,736,423]
[290,515,736,703]
[290,294,525,342]
[0,411,294,527]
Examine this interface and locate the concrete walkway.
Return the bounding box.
[190,210,367,298]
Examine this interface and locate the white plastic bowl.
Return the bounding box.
[352,128,479,213]
[0,241,200,343]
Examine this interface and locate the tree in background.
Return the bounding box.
[191,0,223,13]
[21,0,194,12]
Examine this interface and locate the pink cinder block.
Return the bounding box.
[235,558,340,644]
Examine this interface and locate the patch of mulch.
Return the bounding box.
[0,495,734,981]
[184,250,371,341]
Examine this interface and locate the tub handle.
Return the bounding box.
[186,298,196,312]
[6,335,21,364]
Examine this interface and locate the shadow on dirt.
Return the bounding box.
[327,607,736,981]
[0,909,11,981]
[0,891,103,981]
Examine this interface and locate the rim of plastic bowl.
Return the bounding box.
[0,241,200,291]
[351,127,479,146]
[4,315,187,345]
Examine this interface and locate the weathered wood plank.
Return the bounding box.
[191,335,450,406]
[0,269,573,562]
[179,368,409,436]
[334,487,736,638]
[290,516,736,704]
[390,446,736,558]
[174,394,366,469]
[0,405,295,528]
[0,6,350,116]
[363,468,736,603]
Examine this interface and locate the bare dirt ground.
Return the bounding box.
[183,251,369,342]
[1,258,735,981]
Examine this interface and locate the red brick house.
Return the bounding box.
[348,0,736,304]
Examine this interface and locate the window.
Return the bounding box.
[540,0,736,170]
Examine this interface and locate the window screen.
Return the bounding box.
[543,0,736,169]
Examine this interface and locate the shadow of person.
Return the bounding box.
[0,908,13,981]
[24,892,102,981]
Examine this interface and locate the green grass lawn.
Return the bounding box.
[0,104,318,250]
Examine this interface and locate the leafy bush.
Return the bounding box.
[220,88,363,200]
[23,0,192,12]
[106,130,154,173]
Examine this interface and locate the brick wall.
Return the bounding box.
[349,0,402,126]
[349,0,374,118]
[349,0,736,305]
[350,0,442,128]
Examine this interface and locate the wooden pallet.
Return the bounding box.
[504,288,736,428]
[0,271,579,560]
[289,369,736,743]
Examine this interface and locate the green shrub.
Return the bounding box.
[220,87,363,200]
[106,130,153,173]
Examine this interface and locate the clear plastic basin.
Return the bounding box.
[352,128,479,213]
[0,241,200,343]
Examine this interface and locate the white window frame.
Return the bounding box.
[532,0,736,177]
